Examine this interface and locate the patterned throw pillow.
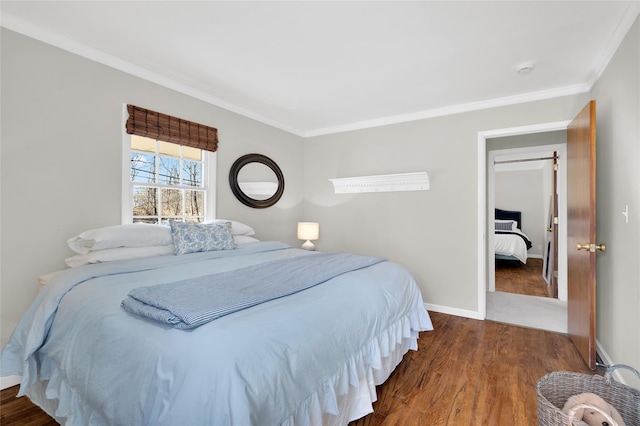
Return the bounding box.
[169,221,235,255]
[495,221,515,231]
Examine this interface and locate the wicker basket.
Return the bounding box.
[536,364,640,425]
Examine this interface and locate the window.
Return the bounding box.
[129,135,209,223]
[122,105,218,224]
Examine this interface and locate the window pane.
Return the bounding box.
[133,218,159,224]
[183,160,202,187]
[127,133,211,224]
[161,188,183,217]
[185,190,204,217]
[159,156,181,185]
[131,152,156,183]
[132,186,158,217]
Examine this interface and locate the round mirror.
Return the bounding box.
[229,154,284,208]
[237,162,278,200]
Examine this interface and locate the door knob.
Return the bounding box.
[577,243,606,252]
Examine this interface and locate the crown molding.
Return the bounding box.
[585,1,640,89]
[3,5,636,139]
[302,84,589,137]
[0,13,305,137]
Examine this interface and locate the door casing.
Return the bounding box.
[477,121,570,319]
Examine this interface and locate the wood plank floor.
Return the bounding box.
[0,383,57,426]
[0,313,596,426]
[351,312,596,425]
[495,258,554,298]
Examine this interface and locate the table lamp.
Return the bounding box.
[297,222,319,251]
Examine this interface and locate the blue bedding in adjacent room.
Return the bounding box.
[1,242,433,425]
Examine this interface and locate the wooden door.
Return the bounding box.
[543,152,559,299]
[567,100,601,370]
[551,152,559,298]
[543,195,555,285]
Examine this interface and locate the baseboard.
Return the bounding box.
[596,339,615,368]
[1,375,21,390]
[595,340,637,386]
[424,303,483,320]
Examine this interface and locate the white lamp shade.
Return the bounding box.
[297,222,319,240]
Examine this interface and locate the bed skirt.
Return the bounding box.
[26,303,431,426]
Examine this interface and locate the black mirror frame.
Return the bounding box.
[229,154,285,209]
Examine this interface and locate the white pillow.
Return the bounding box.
[65,245,175,267]
[68,224,172,254]
[233,235,260,245]
[205,219,255,236]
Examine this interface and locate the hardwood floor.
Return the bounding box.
[0,313,595,426]
[495,258,554,298]
[0,383,56,426]
[351,312,595,425]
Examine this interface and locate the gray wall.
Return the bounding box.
[495,168,546,256]
[303,96,590,314]
[590,16,640,381]
[487,130,566,151]
[0,29,304,349]
[303,15,639,375]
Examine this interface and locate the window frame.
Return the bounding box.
[121,106,216,224]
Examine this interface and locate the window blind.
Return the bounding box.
[125,104,218,152]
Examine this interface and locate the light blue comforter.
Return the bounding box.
[1,242,433,425]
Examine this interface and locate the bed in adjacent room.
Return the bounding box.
[494,208,533,264]
[1,221,433,425]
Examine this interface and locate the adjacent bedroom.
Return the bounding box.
[486,136,569,334]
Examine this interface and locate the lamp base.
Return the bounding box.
[301,240,316,251]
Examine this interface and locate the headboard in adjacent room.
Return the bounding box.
[495,208,522,230]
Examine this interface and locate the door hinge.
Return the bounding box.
[553,217,558,225]
[554,163,558,171]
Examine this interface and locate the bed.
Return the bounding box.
[1,221,433,425]
[494,208,533,264]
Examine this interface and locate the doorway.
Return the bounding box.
[493,151,555,299]
[487,144,567,332]
[477,122,569,332]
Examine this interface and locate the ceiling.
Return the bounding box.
[1,1,638,137]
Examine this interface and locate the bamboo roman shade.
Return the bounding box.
[125,104,218,152]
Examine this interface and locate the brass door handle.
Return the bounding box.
[577,243,606,252]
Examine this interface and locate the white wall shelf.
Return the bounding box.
[238,181,278,197]
[329,172,429,194]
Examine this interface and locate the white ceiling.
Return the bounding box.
[2,1,638,137]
